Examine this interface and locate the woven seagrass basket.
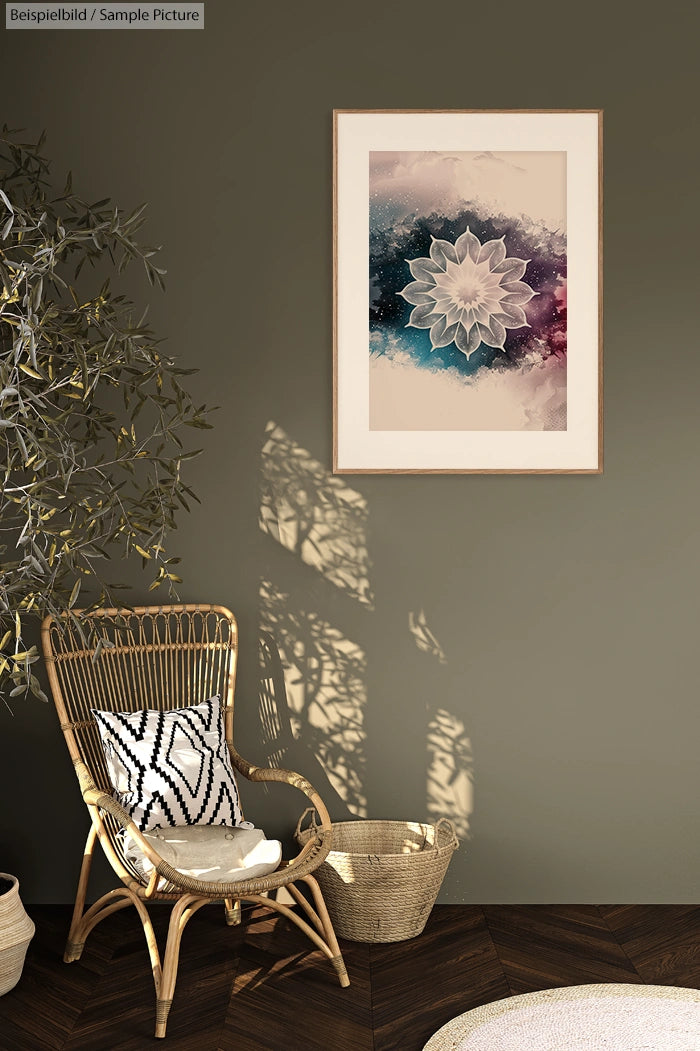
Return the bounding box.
[295,812,458,943]
[0,873,35,996]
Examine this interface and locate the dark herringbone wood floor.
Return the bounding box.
[1,903,700,1050]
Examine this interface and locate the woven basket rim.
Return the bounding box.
[0,873,18,895]
[299,818,457,859]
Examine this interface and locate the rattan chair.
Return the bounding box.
[41,604,349,1039]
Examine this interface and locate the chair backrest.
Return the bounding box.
[42,604,238,795]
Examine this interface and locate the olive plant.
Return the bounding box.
[0,128,211,702]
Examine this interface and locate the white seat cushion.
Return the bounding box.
[122,824,282,883]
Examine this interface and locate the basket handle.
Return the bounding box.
[294,806,319,842]
[434,817,458,850]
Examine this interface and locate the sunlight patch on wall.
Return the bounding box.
[426,707,473,839]
[260,579,367,817]
[409,608,447,664]
[259,421,374,609]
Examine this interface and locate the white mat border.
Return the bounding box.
[424,983,700,1050]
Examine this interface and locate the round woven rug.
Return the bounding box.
[423,984,700,1050]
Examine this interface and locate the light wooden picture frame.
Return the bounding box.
[333,109,602,474]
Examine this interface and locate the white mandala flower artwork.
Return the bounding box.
[399,228,538,359]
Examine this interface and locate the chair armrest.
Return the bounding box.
[82,757,335,900]
[227,744,333,832]
[86,782,335,899]
[82,787,171,878]
[83,787,132,828]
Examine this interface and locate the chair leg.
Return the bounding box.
[155,895,209,1039]
[240,891,350,989]
[224,897,241,926]
[64,823,98,962]
[300,874,349,988]
[284,882,326,937]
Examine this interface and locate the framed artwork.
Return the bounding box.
[333,109,602,474]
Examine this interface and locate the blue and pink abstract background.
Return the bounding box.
[369,151,568,431]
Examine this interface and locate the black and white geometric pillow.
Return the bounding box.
[92,696,243,832]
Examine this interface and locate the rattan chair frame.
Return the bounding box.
[41,604,349,1039]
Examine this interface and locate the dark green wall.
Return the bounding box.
[1,2,699,904]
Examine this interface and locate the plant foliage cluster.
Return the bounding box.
[0,128,211,702]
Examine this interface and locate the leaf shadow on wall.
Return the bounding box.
[256,421,473,839]
[257,627,358,822]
